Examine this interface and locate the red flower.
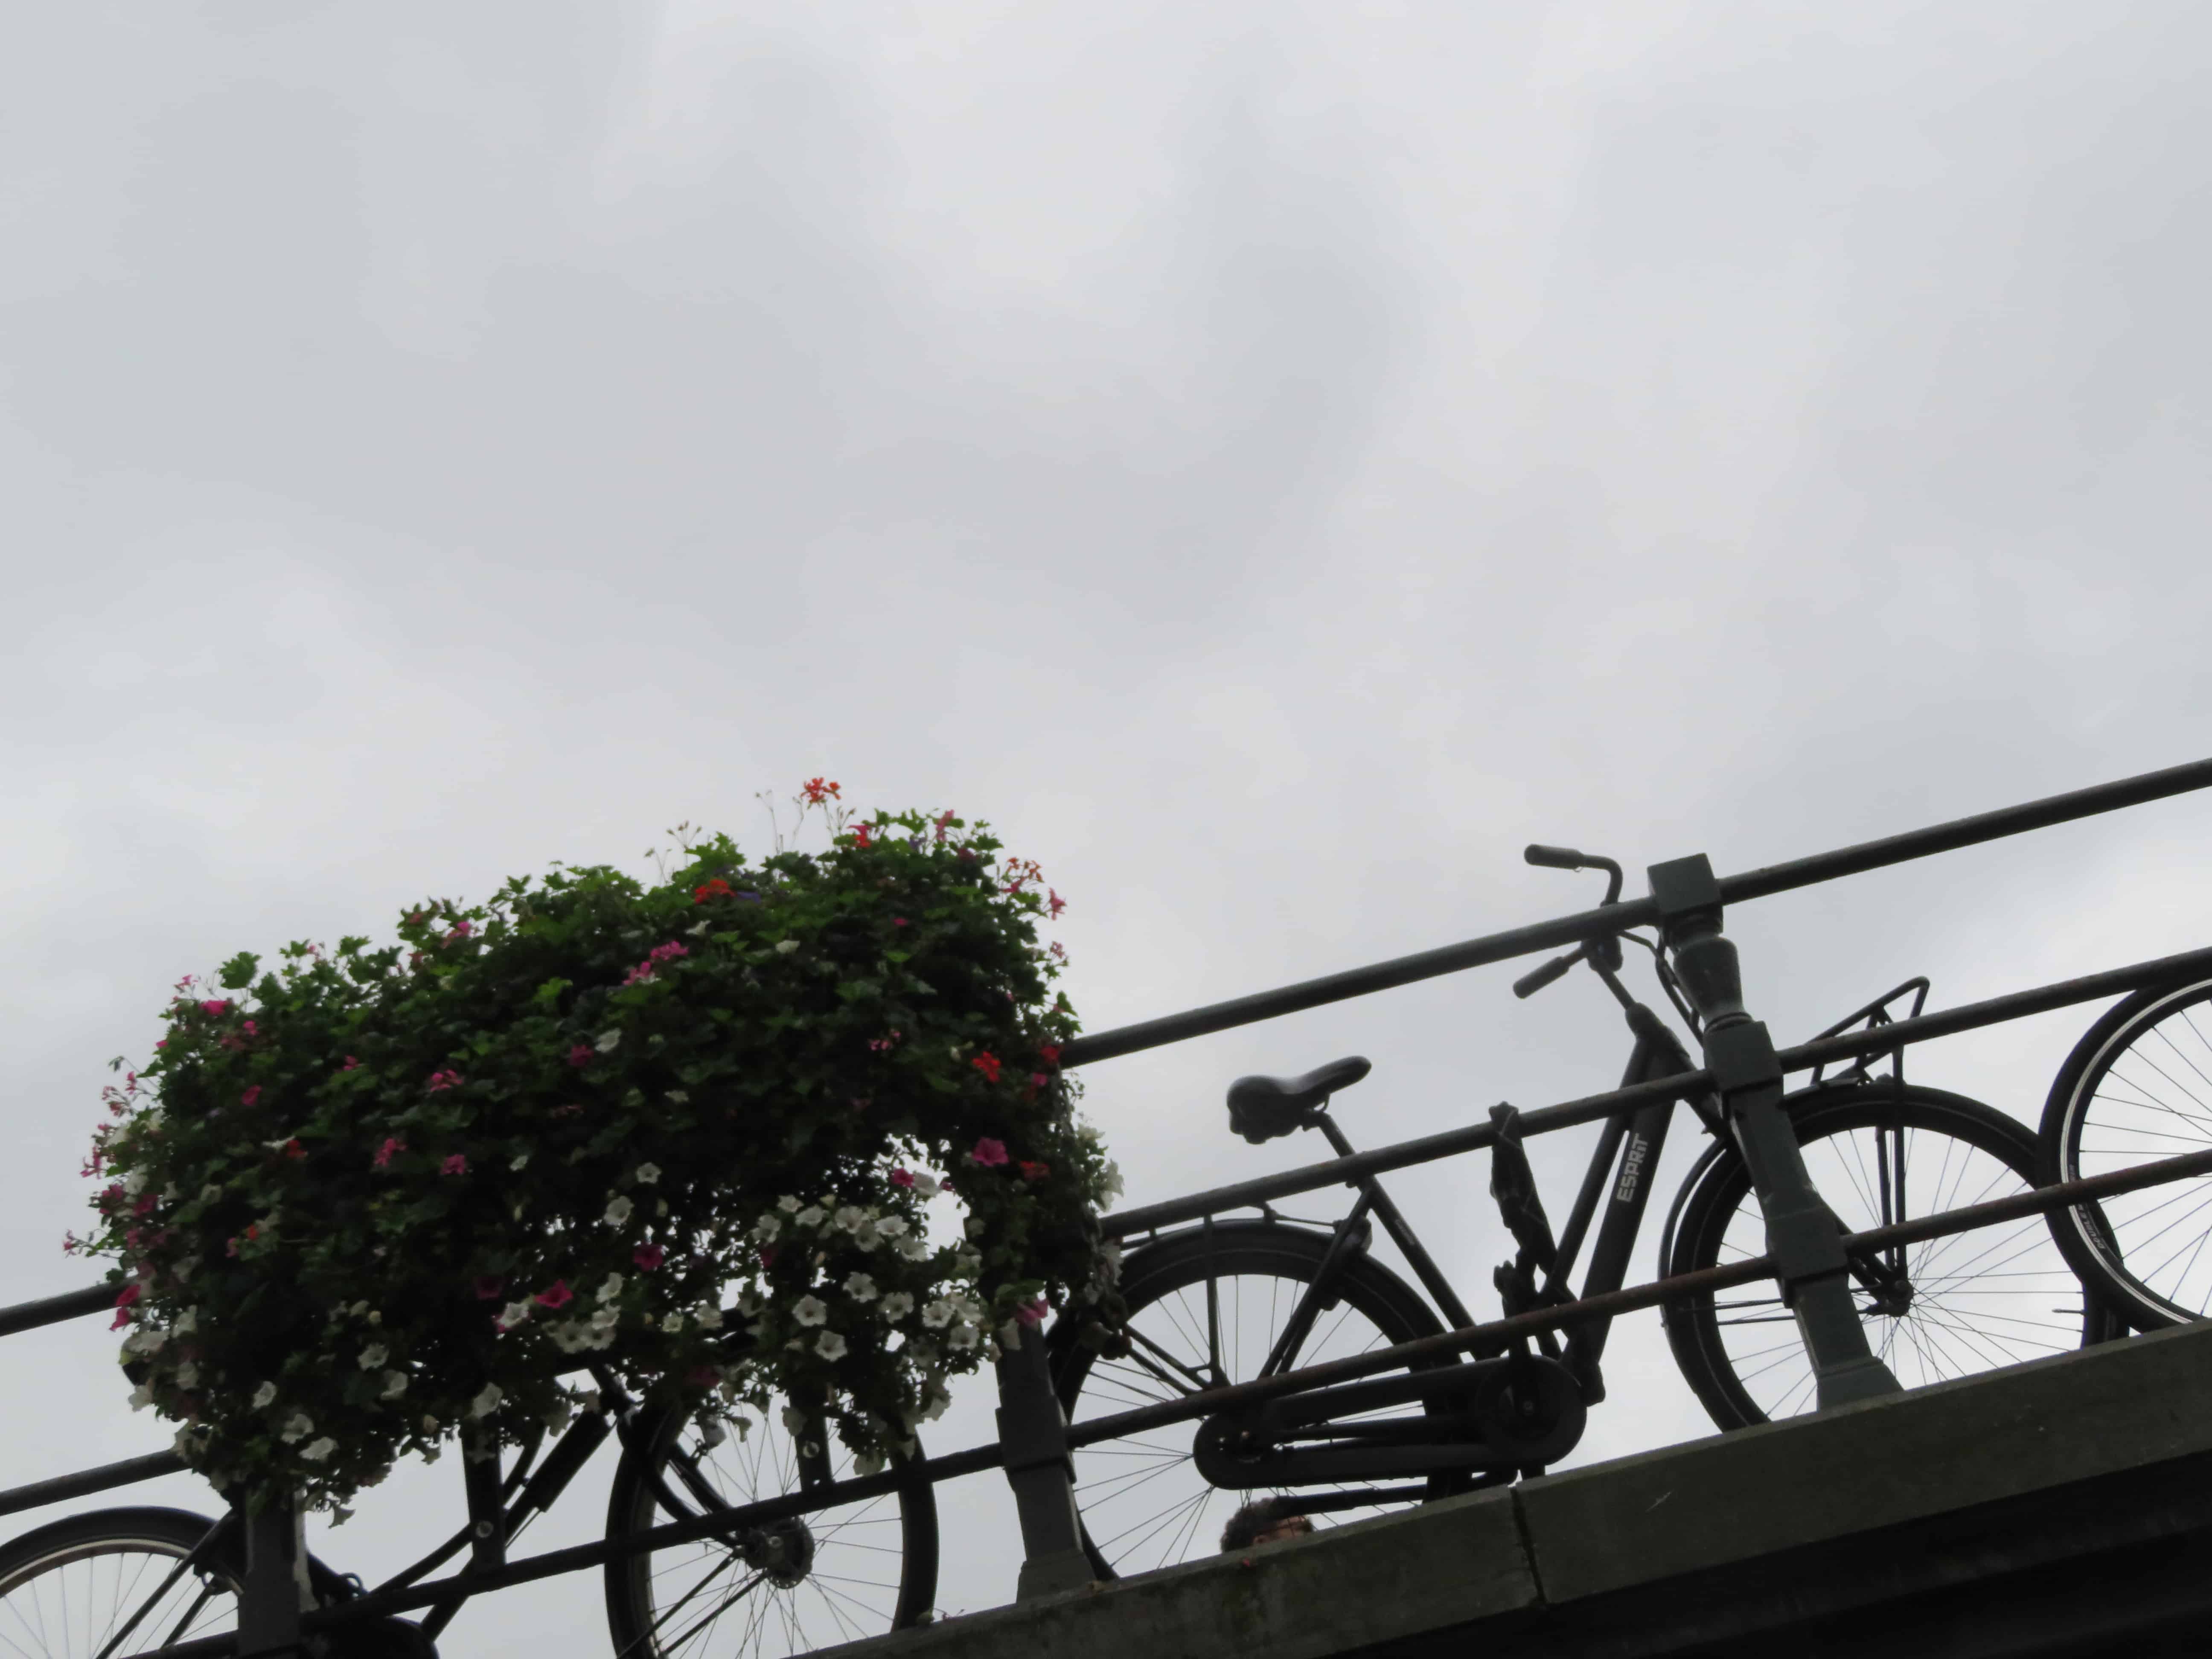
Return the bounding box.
[441,1154,468,1176]
[113,1283,142,1315]
[851,822,873,849]
[892,916,909,928]
[694,878,734,903]
[534,1280,574,1310]
[1038,1045,1061,1065]
[373,1137,406,1170]
[240,1086,261,1107]
[567,1044,594,1068]
[890,1167,915,1188]
[1019,1160,1051,1182]
[970,1052,1003,1084]
[633,1243,666,1271]
[475,1275,506,1301]
[970,1137,1009,1168]
[801,777,841,805]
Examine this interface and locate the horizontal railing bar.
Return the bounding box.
[1061,755,2212,1066]
[124,1143,2212,1657]
[0,1452,185,1519]
[1102,941,2212,1239]
[0,1283,112,1339]
[1075,1143,2212,1449]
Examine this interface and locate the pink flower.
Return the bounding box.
[441,1154,468,1176]
[373,1137,405,1170]
[851,823,873,849]
[534,1280,574,1310]
[567,1044,594,1068]
[633,1243,666,1271]
[198,1000,231,1017]
[1014,1298,1048,1327]
[970,1137,1009,1168]
[447,919,473,940]
[648,941,689,964]
[475,1275,506,1301]
[427,1069,463,1092]
[342,1056,360,1071]
[1047,889,1066,919]
[1031,1072,1050,1090]
[892,917,909,928]
[240,1086,261,1107]
[890,1167,915,1188]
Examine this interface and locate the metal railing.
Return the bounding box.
[5,753,2211,1655]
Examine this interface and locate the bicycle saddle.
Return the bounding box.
[1226,1056,1372,1144]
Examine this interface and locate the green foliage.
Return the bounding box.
[80,795,1120,1510]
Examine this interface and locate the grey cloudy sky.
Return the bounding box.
[6,1,2211,1647]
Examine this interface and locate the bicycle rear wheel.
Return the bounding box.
[1665,1085,2116,1429]
[602,1398,938,1659]
[1049,1221,1452,1581]
[2042,974,2212,1329]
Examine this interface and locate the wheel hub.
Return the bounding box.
[739,1517,816,1588]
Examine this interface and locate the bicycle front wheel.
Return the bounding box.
[2042,973,2212,1329]
[1665,1085,2115,1429]
[602,1398,938,1659]
[0,1507,244,1659]
[1050,1221,1450,1581]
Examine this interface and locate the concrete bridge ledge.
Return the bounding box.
[821,1318,2212,1658]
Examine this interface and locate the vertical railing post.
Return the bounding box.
[994,1331,1094,1600]
[236,1495,307,1659]
[1649,853,1902,1412]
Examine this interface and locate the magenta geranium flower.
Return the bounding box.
[373,1137,405,1170]
[441,1154,468,1176]
[566,1044,594,1068]
[534,1280,573,1310]
[890,1167,915,1188]
[632,1243,666,1271]
[970,1137,1008,1168]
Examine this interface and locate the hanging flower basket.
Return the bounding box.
[78,789,1122,1510]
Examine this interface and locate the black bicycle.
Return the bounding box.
[0,1375,938,1659]
[1046,845,2120,1579]
[2040,966,2212,1330]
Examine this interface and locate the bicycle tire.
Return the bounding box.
[1048,1221,1451,1582]
[602,1397,938,1659]
[1664,1083,2117,1429]
[0,1505,362,1659]
[2040,972,2212,1330]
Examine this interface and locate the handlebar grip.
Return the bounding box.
[1513,952,1577,999]
[1524,844,1586,870]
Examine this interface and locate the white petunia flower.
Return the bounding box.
[301,1437,338,1463]
[855,1449,885,1476]
[251,1381,279,1410]
[469,1384,504,1420]
[909,1173,940,1198]
[510,1153,530,1171]
[280,1412,314,1444]
[595,1030,622,1053]
[665,1090,688,1104]
[793,1206,825,1230]
[381,1370,408,1399]
[777,1195,802,1213]
[880,1292,915,1320]
[792,1295,828,1328]
[874,1217,910,1239]
[896,1235,930,1262]
[815,1330,848,1361]
[176,1361,200,1390]
[774,940,801,955]
[1101,1162,1125,1203]
[920,1300,955,1330]
[605,1195,634,1226]
[128,1381,156,1411]
[753,1214,783,1242]
[175,1309,198,1334]
[843,1272,879,1303]
[349,1301,370,1317]
[661,1312,685,1334]
[832,1205,865,1233]
[597,1273,625,1304]
[735,1288,765,1316]
[946,1323,981,1350]
[695,1307,724,1330]
[591,1307,619,1331]
[496,1301,533,1332]
[781,1405,808,1436]
[635,1163,662,1185]
[358,1344,388,1370]
[123,1170,148,1196]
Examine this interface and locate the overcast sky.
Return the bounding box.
[6,1,2211,1649]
